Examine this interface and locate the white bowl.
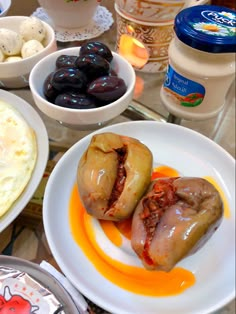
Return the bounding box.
[29,47,136,130]
[0,0,11,17]
[0,16,57,88]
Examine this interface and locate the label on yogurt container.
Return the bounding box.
[0,278,49,313]
[200,10,235,32]
[163,65,205,107]
[0,266,65,314]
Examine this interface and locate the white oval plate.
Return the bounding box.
[43,121,235,314]
[0,89,49,233]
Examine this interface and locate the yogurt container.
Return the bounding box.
[0,256,80,314]
[160,5,236,120]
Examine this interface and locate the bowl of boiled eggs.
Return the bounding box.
[0,15,57,88]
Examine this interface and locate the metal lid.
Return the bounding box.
[174,5,236,53]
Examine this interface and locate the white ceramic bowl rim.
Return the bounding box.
[0,0,11,15]
[0,16,56,66]
[29,48,136,114]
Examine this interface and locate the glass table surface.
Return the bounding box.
[0,1,235,313]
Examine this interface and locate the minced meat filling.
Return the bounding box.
[108,146,127,207]
[140,178,179,260]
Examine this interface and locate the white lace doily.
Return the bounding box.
[32,6,114,42]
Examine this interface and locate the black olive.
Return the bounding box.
[56,55,78,68]
[43,72,59,101]
[79,41,113,63]
[51,67,88,91]
[75,53,110,81]
[87,76,127,103]
[55,92,98,109]
[109,68,118,77]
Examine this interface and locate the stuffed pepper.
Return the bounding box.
[77,132,153,221]
[131,177,223,271]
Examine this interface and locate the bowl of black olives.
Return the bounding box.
[29,41,136,130]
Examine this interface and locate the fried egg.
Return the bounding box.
[0,99,37,217]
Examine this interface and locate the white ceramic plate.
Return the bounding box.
[43,121,235,314]
[0,89,49,232]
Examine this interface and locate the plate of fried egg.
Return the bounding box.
[43,121,235,314]
[0,89,49,232]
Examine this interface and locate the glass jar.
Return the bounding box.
[160,5,236,120]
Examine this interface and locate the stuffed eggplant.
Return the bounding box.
[77,132,153,221]
[131,177,223,272]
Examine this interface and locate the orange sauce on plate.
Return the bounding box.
[69,165,230,296]
[69,184,195,296]
[69,166,196,296]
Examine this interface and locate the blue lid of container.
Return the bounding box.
[174,5,236,53]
